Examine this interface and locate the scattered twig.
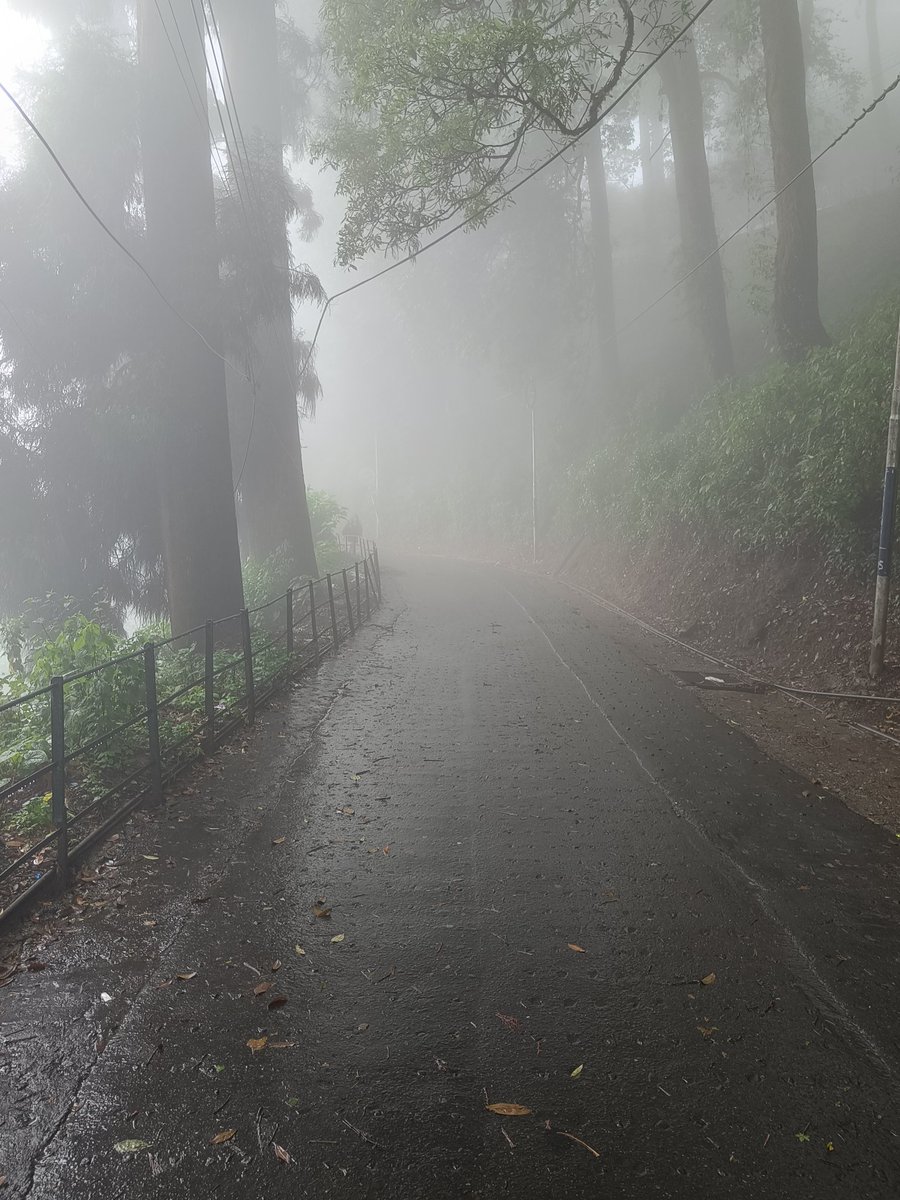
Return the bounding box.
[212,1094,232,1118]
[341,1117,384,1150]
[557,1131,601,1159]
[144,1042,163,1068]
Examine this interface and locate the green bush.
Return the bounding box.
[572,294,899,570]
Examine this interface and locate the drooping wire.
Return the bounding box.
[0,79,250,382]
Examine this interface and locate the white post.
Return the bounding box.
[869,315,900,678]
[531,403,537,565]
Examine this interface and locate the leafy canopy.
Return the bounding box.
[314,0,686,264]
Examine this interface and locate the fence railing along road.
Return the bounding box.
[0,545,382,925]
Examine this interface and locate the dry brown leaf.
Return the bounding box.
[246,1036,268,1053]
[330,933,345,944]
[697,1025,718,1038]
[700,972,717,986]
[294,945,306,956]
[267,994,288,1009]
[568,944,586,954]
[485,1103,532,1117]
[313,901,331,919]
[272,837,286,846]
[273,1143,292,1164]
[176,972,197,981]
[210,1129,236,1145]
[271,960,282,972]
[157,978,173,989]
[254,982,273,996]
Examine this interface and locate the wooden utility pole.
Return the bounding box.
[869,316,900,679]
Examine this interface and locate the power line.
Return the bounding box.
[611,69,900,344]
[0,78,249,382]
[290,0,721,392]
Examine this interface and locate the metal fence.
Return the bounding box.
[0,544,382,924]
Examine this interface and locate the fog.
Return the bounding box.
[289,0,900,557]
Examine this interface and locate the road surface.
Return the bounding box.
[6,556,900,1197]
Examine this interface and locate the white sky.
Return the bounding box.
[0,5,51,165]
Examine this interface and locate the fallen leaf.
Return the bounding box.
[570,1064,584,1079]
[486,1103,532,1117]
[273,1143,292,1164]
[114,1140,151,1154]
[697,1025,718,1038]
[383,845,391,855]
[496,1012,524,1034]
[268,1040,296,1049]
[313,901,331,919]
[267,994,288,1009]
[271,960,282,972]
[157,978,173,989]
[568,944,586,954]
[176,972,197,981]
[272,837,286,846]
[330,933,345,944]
[142,920,157,928]
[285,1097,301,1108]
[294,945,306,956]
[210,1129,236,1146]
[254,982,273,996]
[825,1141,835,1152]
[795,1132,810,1144]
[700,972,717,986]
[142,855,159,862]
[247,1036,268,1053]
[213,1064,225,1073]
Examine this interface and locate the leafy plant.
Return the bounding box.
[8,793,54,836]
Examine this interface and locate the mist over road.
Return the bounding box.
[21,557,900,1198]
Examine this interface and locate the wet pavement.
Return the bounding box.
[4,556,900,1197]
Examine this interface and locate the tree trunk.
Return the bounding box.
[137,0,245,633]
[583,129,624,411]
[657,38,735,381]
[799,0,814,52]
[759,0,829,360]
[866,0,885,95]
[215,0,318,581]
[639,76,665,230]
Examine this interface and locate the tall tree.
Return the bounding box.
[583,129,623,407]
[657,36,735,380]
[215,0,319,580]
[758,0,829,360]
[865,0,885,95]
[137,0,245,632]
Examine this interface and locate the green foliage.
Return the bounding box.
[570,295,899,570]
[316,0,655,262]
[8,793,54,836]
[307,489,347,544]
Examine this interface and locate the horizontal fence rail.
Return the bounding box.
[0,546,383,924]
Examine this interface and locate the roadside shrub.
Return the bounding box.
[571,294,899,570]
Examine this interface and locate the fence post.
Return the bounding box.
[49,675,69,887]
[342,569,356,636]
[241,608,256,724]
[327,574,340,655]
[144,644,163,806]
[373,546,382,601]
[286,587,294,665]
[363,557,372,620]
[204,620,216,750]
[309,579,319,665]
[355,562,362,626]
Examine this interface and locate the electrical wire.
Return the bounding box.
[0,78,249,382]
[291,0,722,416]
[610,70,900,344]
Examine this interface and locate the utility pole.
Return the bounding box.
[869,315,900,679]
[531,387,537,565]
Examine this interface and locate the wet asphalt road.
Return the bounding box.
[11,556,900,1197]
